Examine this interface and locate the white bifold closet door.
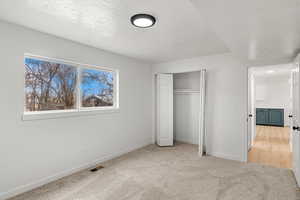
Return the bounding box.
[198,70,206,156]
[156,74,174,146]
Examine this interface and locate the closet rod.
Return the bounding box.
[174,89,200,94]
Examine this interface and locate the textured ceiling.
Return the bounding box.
[191,0,300,65]
[0,0,299,64]
[0,0,229,63]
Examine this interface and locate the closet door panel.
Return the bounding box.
[156,74,173,146]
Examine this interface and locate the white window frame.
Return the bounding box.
[23,54,119,121]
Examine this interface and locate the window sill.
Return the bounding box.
[22,108,120,121]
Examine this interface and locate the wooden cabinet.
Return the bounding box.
[256,108,284,127]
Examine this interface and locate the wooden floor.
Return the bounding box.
[248,125,292,169]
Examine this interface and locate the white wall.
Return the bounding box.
[174,72,200,144]
[173,72,200,90]
[255,74,291,126]
[153,53,248,162]
[0,21,153,199]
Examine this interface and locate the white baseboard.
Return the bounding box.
[0,139,152,200]
[175,139,198,145]
[208,151,245,162]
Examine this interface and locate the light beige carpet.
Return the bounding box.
[9,143,300,200]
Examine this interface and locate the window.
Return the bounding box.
[81,68,114,108]
[25,58,77,112]
[24,55,119,120]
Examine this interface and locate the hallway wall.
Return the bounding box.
[255,74,291,126]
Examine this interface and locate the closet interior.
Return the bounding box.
[173,71,201,145]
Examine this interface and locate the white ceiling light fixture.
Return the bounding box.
[131,14,156,28]
[266,70,275,74]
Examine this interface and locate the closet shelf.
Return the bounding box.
[174,89,200,94]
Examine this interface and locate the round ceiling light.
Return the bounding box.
[131,14,156,28]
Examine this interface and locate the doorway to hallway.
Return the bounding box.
[248,125,292,168]
[247,63,297,170]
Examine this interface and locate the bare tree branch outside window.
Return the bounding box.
[24,57,116,113]
[81,69,114,107]
[25,58,77,111]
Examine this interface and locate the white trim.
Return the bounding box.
[22,108,120,121]
[23,54,119,120]
[24,53,117,72]
[114,70,120,109]
[208,151,245,162]
[198,69,206,156]
[152,73,157,144]
[77,66,81,111]
[245,67,252,163]
[0,139,151,200]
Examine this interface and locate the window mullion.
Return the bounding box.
[77,66,81,111]
[114,70,119,109]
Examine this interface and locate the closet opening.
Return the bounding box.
[155,70,206,156]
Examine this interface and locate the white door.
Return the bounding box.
[156,74,173,146]
[292,64,300,186]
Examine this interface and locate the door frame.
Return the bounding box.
[247,70,256,152]
[246,68,255,162]
[154,69,206,156]
[246,64,298,165]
